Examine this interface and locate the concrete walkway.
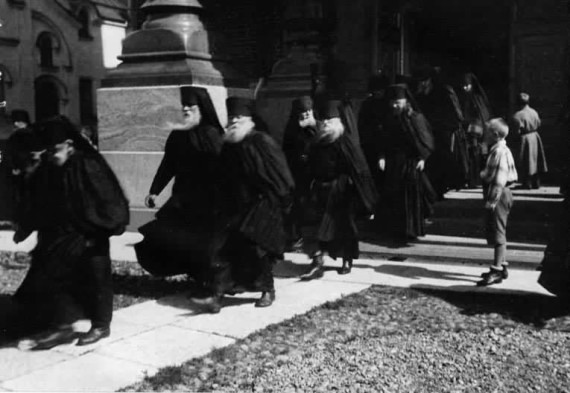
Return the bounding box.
[0,230,552,392]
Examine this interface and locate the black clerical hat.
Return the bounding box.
[317,99,341,119]
[226,97,255,117]
[368,74,390,92]
[386,84,408,100]
[293,96,313,113]
[11,109,30,124]
[180,86,200,107]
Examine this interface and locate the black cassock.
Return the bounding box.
[13,149,129,334]
[135,126,224,279]
[417,84,467,195]
[358,93,390,194]
[380,111,436,239]
[282,116,316,241]
[212,131,294,294]
[308,104,378,260]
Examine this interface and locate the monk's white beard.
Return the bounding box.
[224,118,255,143]
[317,118,345,143]
[165,114,200,131]
[299,115,316,129]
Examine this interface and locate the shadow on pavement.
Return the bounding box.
[366,263,480,282]
[410,284,570,330]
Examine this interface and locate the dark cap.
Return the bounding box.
[386,84,408,101]
[368,74,390,92]
[317,99,341,119]
[36,116,78,148]
[180,86,200,107]
[293,96,313,113]
[11,109,30,124]
[226,97,255,117]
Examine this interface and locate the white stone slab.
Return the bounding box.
[174,280,370,339]
[53,320,151,357]
[96,325,234,368]
[0,347,72,382]
[2,353,157,392]
[112,297,199,327]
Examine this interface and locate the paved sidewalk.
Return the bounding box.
[0,231,552,392]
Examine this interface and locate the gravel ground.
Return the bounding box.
[0,251,188,310]
[125,286,570,393]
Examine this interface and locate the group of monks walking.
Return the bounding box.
[0,65,553,350]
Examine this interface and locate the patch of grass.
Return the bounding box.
[124,286,570,393]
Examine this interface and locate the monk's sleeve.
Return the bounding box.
[149,132,177,195]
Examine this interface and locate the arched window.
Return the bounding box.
[37,32,54,67]
[78,8,91,38]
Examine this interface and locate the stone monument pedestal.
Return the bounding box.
[97,0,251,229]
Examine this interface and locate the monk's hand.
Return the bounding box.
[378,158,386,171]
[145,194,157,208]
[416,160,425,171]
[485,201,497,210]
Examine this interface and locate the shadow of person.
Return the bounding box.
[410,283,570,330]
[368,263,480,282]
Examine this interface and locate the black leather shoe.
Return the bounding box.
[338,259,352,275]
[77,327,110,346]
[32,327,78,350]
[477,269,504,286]
[300,254,324,280]
[255,290,275,308]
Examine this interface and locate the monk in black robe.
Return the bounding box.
[417,67,467,197]
[282,96,317,248]
[13,116,129,349]
[379,84,436,240]
[460,73,492,188]
[203,97,294,310]
[301,97,378,280]
[0,110,33,225]
[136,86,224,286]
[358,74,390,199]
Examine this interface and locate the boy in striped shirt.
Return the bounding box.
[478,118,518,286]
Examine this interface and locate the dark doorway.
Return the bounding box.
[35,78,60,121]
[409,0,511,116]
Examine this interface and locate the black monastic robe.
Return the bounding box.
[136,126,224,277]
[213,130,294,293]
[380,110,436,239]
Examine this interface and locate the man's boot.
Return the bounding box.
[300,252,324,280]
[338,259,352,275]
[255,290,275,308]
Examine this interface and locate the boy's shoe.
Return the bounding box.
[480,265,508,280]
[477,269,504,286]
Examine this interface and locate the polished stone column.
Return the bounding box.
[98,0,250,227]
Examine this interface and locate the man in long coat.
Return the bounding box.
[460,73,492,188]
[511,93,548,189]
[301,96,378,280]
[379,84,436,240]
[417,67,467,196]
[13,116,129,349]
[204,97,294,310]
[136,86,224,288]
[282,96,318,248]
